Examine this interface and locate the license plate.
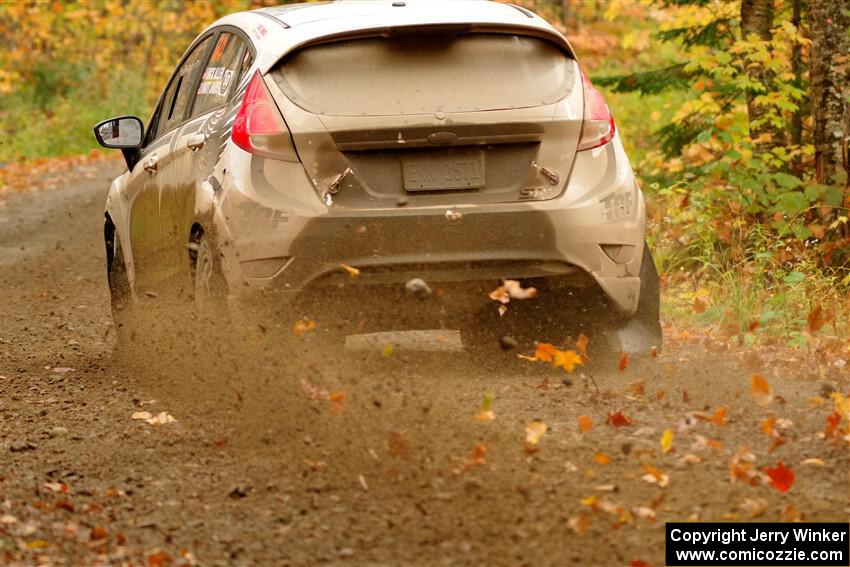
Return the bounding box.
[402,150,485,191]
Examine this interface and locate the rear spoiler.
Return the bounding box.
[257,22,576,73]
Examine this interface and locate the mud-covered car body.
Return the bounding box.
[95,0,661,352]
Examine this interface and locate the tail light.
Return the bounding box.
[231,71,297,161]
[577,69,616,152]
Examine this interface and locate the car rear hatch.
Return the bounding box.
[265,27,584,208]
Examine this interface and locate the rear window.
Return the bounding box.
[272,34,574,116]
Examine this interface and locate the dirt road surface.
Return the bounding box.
[2,162,848,567]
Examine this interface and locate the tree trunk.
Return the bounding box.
[789,0,804,148]
[561,0,569,28]
[809,0,850,191]
[740,0,782,149]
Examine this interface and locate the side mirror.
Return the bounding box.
[93,116,143,170]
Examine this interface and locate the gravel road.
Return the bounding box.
[1,162,848,567]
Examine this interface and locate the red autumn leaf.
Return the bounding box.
[460,443,488,472]
[618,352,629,372]
[606,411,633,427]
[328,391,347,414]
[763,461,795,493]
[90,526,108,540]
[631,561,652,567]
[825,411,842,439]
[147,551,172,567]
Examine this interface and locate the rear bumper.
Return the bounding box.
[215,135,645,315]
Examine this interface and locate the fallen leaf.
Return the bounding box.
[382,344,394,358]
[631,561,652,567]
[751,374,773,406]
[51,367,74,374]
[579,495,598,508]
[801,458,825,467]
[293,317,316,337]
[618,352,629,372]
[328,391,346,414]
[594,452,611,465]
[90,526,108,540]
[594,484,617,492]
[781,504,803,522]
[741,497,768,518]
[660,429,674,454]
[729,447,761,485]
[641,464,669,487]
[760,415,777,436]
[632,506,656,521]
[488,279,537,304]
[131,411,152,420]
[692,435,723,451]
[763,461,795,493]
[577,415,592,433]
[567,513,590,534]
[498,304,508,317]
[502,279,538,300]
[145,412,176,425]
[339,263,360,277]
[459,443,487,472]
[694,406,728,426]
[678,454,702,465]
[147,551,171,567]
[534,342,559,363]
[555,349,583,373]
[576,333,589,360]
[44,481,68,493]
[525,420,548,446]
[626,379,646,397]
[475,392,496,421]
[606,411,633,427]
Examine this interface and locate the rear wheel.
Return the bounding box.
[106,223,134,346]
[190,231,229,321]
[614,242,662,355]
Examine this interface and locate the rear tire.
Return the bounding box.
[106,225,134,347]
[190,232,229,321]
[614,242,663,355]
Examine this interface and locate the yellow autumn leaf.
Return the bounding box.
[554,349,583,374]
[525,420,548,446]
[660,429,674,454]
[339,263,360,277]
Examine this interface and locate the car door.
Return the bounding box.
[133,34,215,289]
[159,30,253,283]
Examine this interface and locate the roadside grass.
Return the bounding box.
[654,231,850,346]
[0,70,148,163]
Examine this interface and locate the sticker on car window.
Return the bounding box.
[220,70,233,96]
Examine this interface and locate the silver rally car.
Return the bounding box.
[94,0,661,354]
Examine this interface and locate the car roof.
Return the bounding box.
[208,0,573,74]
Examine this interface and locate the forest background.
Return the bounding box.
[1,0,848,345]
